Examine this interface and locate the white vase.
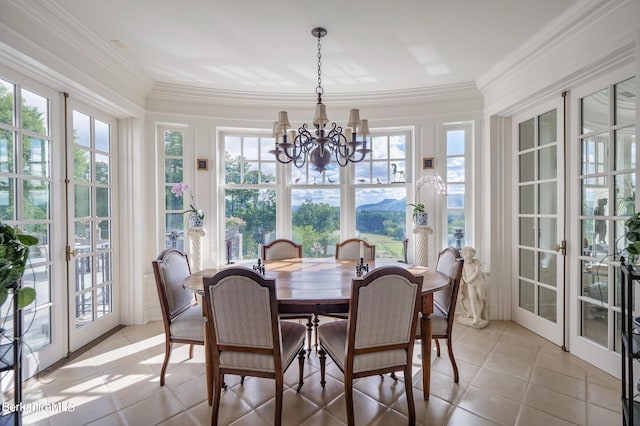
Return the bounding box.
[188,212,204,228]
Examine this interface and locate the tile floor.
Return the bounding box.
[17,320,621,425]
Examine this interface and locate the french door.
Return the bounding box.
[512,99,565,345]
[66,99,119,351]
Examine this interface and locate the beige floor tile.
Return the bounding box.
[529,365,586,400]
[252,388,321,425]
[26,320,622,426]
[523,383,586,425]
[457,384,520,425]
[471,367,527,403]
[515,405,576,426]
[324,388,387,425]
[119,388,184,425]
[444,406,500,426]
[586,381,620,412]
[586,403,622,426]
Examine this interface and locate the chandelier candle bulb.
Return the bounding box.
[360,241,364,259]
[258,244,262,260]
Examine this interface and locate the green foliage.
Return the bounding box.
[293,199,339,233]
[625,212,640,259]
[0,222,38,308]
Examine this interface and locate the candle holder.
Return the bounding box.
[253,258,265,275]
[356,257,369,276]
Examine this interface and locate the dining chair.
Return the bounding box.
[335,238,375,261]
[262,239,314,353]
[203,267,306,426]
[417,247,463,383]
[151,248,206,387]
[318,266,423,426]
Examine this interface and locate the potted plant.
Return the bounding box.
[625,212,640,265]
[408,203,428,225]
[171,183,204,228]
[0,222,38,309]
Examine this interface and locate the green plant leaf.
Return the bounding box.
[16,287,36,309]
[0,288,7,307]
[17,234,38,246]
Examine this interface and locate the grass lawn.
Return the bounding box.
[358,232,404,259]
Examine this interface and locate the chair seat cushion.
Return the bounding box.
[318,320,407,374]
[170,305,205,342]
[219,321,305,373]
[416,311,448,338]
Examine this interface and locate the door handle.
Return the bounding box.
[66,245,76,261]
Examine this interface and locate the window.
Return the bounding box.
[578,76,636,351]
[223,133,277,260]
[221,129,409,260]
[442,123,470,248]
[0,78,53,351]
[162,128,186,251]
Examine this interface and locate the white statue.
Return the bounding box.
[457,246,489,329]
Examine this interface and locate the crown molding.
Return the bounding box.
[147,81,482,107]
[477,0,627,92]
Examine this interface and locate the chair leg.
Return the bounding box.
[404,365,416,426]
[296,348,306,392]
[211,373,222,426]
[345,378,355,426]
[446,337,459,383]
[435,338,441,357]
[318,347,327,388]
[160,341,171,386]
[313,314,320,352]
[305,317,313,354]
[275,376,283,426]
[188,343,194,359]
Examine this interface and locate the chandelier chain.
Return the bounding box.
[316,33,323,96]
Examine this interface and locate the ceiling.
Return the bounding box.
[55,0,578,96]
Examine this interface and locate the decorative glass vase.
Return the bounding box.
[188,212,204,228]
[414,212,428,226]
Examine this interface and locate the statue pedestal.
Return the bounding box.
[456,315,489,329]
[186,227,206,272]
[413,225,433,267]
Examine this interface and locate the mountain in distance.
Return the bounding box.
[356,198,406,212]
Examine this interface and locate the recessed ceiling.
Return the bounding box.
[56,0,578,95]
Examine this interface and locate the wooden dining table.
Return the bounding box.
[182,257,450,400]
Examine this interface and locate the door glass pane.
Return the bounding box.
[519,249,535,280]
[96,187,110,217]
[538,182,556,214]
[538,110,557,146]
[581,301,607,346]
[519,118,535,151]
[74,148,91,181]
[0,129,15,173]
[615,173,636,216]
[95,119,109,152]
[538,218,556,250]
[519,280,534,313]
[74,184,90,217]
[582,260,608,302]
[538,253,557,287]
[23,179,49,220]
[538,146,557,180]
[21,88,48,136]
[0,79,15,126]
[520,185,535,214]
[519,152,535,182]
[73,111,91,147]
[95,153,110,184]
[23,307,51,352]
[615,77,635,124]
[75,292,93,328]
[23,136,49,177]
[581,177,608,216]
[0,177,15,220]
[519,217,535,247]
[582,89,609,134]
[96,285,112,318]
[538,286,556,322]
[615,127,636,171]
[581,134,608,174]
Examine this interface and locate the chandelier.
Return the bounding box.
[270,27,371,172]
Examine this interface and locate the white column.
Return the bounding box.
[187,227,207,272]
[413,225,433,267]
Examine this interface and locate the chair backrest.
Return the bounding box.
[203,267,282,372]
[152,248,194,322]
[433,247,463,321]
[346,266,422,370]
[335,238,375,261]
[262,239,302,260]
